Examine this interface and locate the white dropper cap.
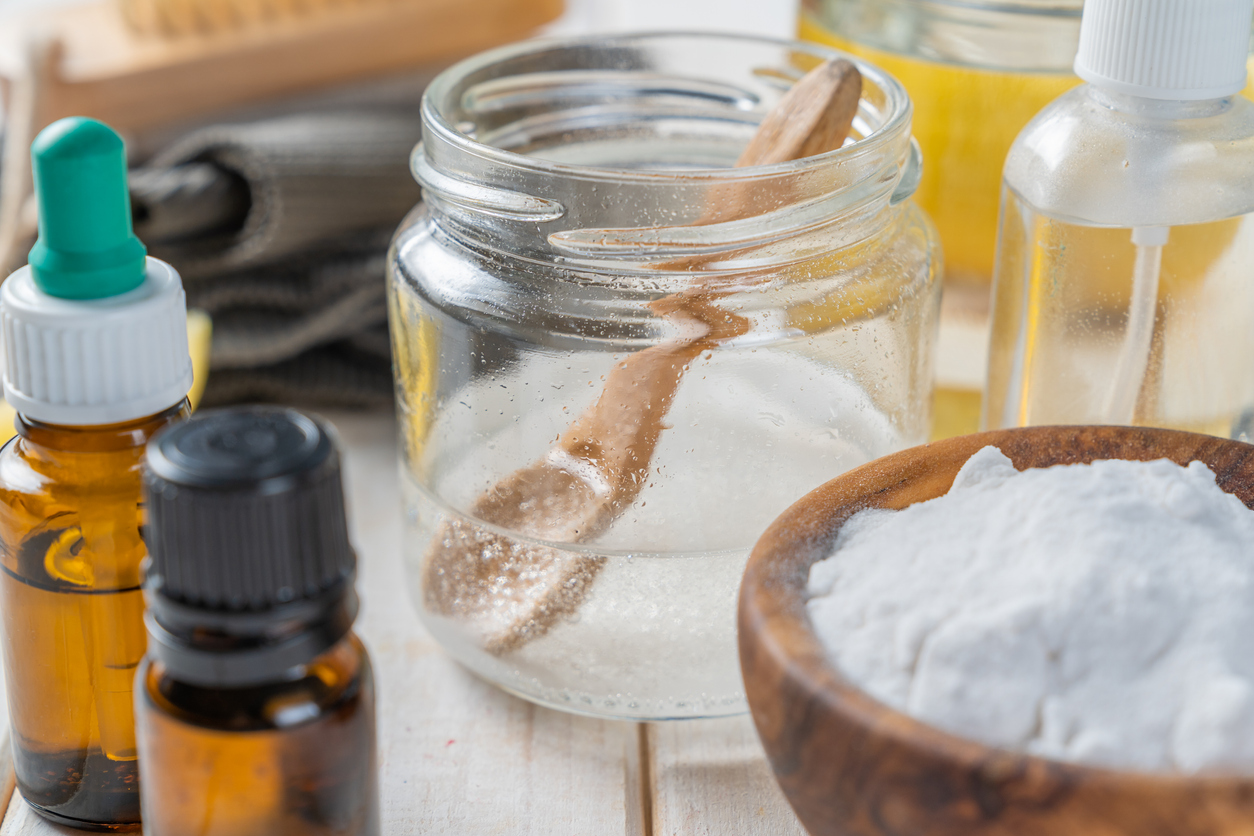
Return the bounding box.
[0,117,191,427]
[1075,0,1254,101]
[1,258,193,426]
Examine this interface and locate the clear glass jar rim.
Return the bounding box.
[419,31,914,184]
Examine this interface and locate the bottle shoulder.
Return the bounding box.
[0,402,188,494]
[0,404,187,581]
[141,633,374,733]
[1004,85,1254,226]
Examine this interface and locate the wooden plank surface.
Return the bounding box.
[646,717,807,836]
[0,796,58,836]
[335,412,641,836]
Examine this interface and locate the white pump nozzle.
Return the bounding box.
[1075,0,1254,101]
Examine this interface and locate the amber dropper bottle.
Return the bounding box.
[0,118,193,830]
[136,406,379,836]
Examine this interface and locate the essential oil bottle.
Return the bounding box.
[0,118,193,830]
[135,406,379,836]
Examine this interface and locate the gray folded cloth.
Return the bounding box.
[129,109,423,408]
[199,337,395,409]
[140,109,422,278]
[188,231,391,368]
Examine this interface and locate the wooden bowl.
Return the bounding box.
[738,425,1254,836]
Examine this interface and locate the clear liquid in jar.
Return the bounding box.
[399,343,916,718]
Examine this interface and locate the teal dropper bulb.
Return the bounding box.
[27,117,147,300]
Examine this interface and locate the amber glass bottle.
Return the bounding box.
[0,404,189,829]
[0,117,194,830]
[136,406,380,836]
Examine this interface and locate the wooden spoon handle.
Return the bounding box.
[739,59,862,167]
[699,59,862,227]
[545,58,864,517]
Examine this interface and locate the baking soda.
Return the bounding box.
[807,446,1254,773]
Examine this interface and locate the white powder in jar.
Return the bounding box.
[806,446,1254,773]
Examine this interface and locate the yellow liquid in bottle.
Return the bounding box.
[799,12,1081,289]
[136,636,379,836]
[0,403,188,830]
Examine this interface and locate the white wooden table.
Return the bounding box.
[0,410,809,835]
[0,2,963,830]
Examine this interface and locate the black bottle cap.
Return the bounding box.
[142,406,358,686]
[144,406,354,610]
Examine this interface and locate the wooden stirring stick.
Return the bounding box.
[424,59,863,655]
[737,60,862,166]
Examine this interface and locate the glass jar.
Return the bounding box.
[800,0,1085,291]
[388,33,940,720]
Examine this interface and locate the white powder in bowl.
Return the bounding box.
[806,446,1254,773]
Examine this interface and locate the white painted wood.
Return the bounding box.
[0,747,16,835]
[646,715,807,836]
[0,796,67,836]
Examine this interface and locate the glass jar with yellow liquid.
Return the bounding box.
[800,0,1086,439]
[800,0,1084,290]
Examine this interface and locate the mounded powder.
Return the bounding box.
[806,446,1254,773]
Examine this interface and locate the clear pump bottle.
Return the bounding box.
[985,0,1254,437]
[0,118,193,830]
